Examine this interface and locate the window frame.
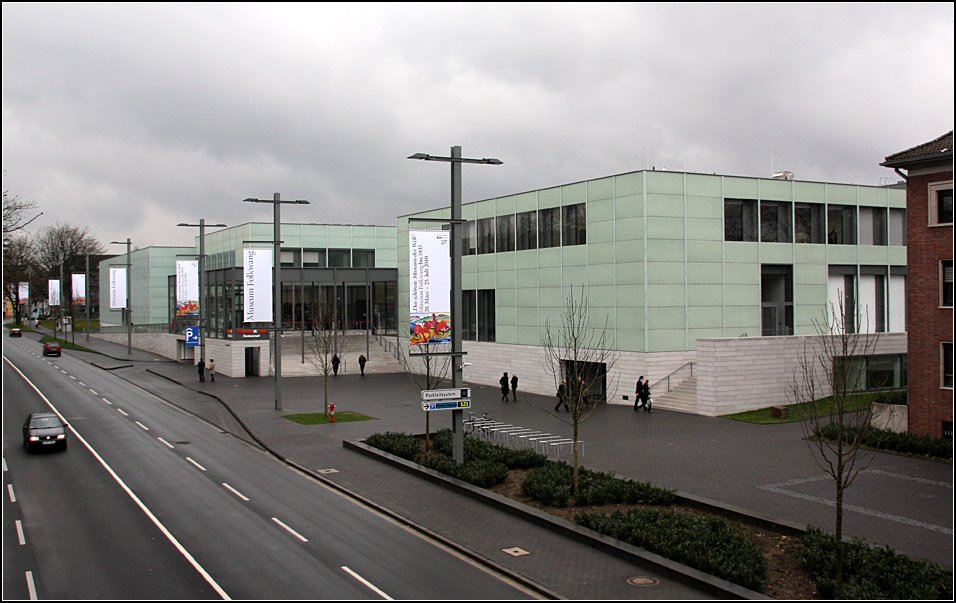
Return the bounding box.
[929,181,953,227]
[942,342,954,390]
[724,198,758,242]
[942,259,954,309]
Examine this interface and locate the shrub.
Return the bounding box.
[802,527,953,599]
[576,508,766,592]
[873,389,907,406]
[521,462,676,507]
[814,423,952,460]
[521,462,573,507]
[365,432,422,460]
[456,459,510,488]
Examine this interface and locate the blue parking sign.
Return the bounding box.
[185,326,200,347]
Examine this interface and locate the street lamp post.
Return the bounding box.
[110,238,132,355]
[243,194,310,411]
[178,220,227,368]
[408,146,502,464]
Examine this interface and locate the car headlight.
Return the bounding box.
[56,434,66,440]
[29,436,39,442]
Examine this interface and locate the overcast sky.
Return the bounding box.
[3,3,953,250]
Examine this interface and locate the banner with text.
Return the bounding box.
[71,274,86,305]
[48,279,61,306]
[243,248,273,323]
[18,282,28,304]
[109,267,127,309]
[176,260,200,317]
[408,230,451,345]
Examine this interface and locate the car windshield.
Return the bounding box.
[30,417,62,429]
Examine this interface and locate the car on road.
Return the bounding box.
[42,341,62,356]
[23,412,68,452]
[9,327,22,337]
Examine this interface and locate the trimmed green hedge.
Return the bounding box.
[802,527,953,599]
[521,461,676,507]
[577,508,766,592]
[814,423,952,460]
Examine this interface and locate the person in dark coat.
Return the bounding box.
[197,358,205,382]
[499,372,510,401]
[641,378,652,413]
[332,354,340,376]
[634,376,645,411]
[554,380,569,412]
[358,354,367,376]
[510,374,518,401]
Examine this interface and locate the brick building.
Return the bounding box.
[882,131,954,438]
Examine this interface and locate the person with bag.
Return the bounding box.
[634,376,645,411]
[642,378,652,413]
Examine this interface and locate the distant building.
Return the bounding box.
[882,131,954,439]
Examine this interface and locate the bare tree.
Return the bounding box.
[541,286,617,496]
[2,190,42,235]
[2,234,40,324]
[398,341,451,452]
[305,305,338,419]
[790,299,882,585]
[34,223,105,273]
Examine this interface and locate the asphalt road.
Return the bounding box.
[2,337,536,600]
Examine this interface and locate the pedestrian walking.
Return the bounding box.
[499,372,510,401]
[332,353,340,376]
[634,376,645,411]
[358,353,367,377]
[209,359,216,382]
[554,380,570,412]
[197,358,205,383]
[642,378,652,413]
[510,374,518,401]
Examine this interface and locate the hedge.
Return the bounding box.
[521,461,676,507]
[814,423,952,460]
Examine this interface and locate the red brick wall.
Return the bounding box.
[906,169,954,437]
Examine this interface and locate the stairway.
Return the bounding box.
[276,332,405,376]
[654,377,698,414]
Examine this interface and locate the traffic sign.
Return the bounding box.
[421,388,471,401]
[421,399,471,412]
[184,326,200,347]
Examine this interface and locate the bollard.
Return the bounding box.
[330,402,335,423]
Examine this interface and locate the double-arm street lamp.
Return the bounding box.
[243,194,310,411]
[407,147,502,464]
[177,220,227,366]
[109,238,132,355]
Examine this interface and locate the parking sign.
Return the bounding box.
[185,326,200,347]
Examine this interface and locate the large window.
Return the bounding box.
[352,249,375,268]
[462,220,477,256]
[889,208,907,246]
[516,210,537,251]
[496,214,515,252]
[794,203,825,244]
[539,207,561,248]
[930,182,953,226]
[477,218,495,254]
[761,265,793,336]
[943,342,953,389]
[477,289,496,342]
[724,199,757,242]
[859,207,887,246]
[942,259,954,308]
[562,203,587,246]
[327,249,350,268]
[827,205,856,245]
[462,290,477,340]
[760,201,792,243]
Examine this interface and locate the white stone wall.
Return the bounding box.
[92,332,272,378]
[695,332,907,417]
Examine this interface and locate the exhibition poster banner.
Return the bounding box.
[18,282,28,304]
[72,274,86,305]
[109,267,127,309]
[48,279,61,306]
[243,248,273,323]
[176,260,199,316]
[408,230,451,345]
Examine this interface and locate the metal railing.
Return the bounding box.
[650,361,696,394]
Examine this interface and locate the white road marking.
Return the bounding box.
[69,375,76,380]
[116,408,129,416]
[102,397,112,405]
[186,457,207,472]
[78,381,86,387]
[222,483,250,502]
[16,520,26,545]
[2,355,231,600]
[157,437,175,449]
[89,389,98,396]
[25,571,37,600]
[2,457,7,471]
[8,483,16,503]
[341,566,392,600]
[135,421,150,431]
[271,517,308,542]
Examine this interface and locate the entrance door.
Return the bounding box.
[245,347,260,376]
[560,359,607,404]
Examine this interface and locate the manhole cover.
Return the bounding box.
[627,576,660,587]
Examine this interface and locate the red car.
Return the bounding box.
[42,341,62,357]
[9,327,22,337]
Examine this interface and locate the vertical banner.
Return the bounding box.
[408,230,451,345]
[17,282,29,304]
[243,248,273,323]
[175,260,200,317]
[71,274,86,305]
[109,267,127,309]
[48,279,61,307]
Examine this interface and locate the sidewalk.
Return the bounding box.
[24,329,955,595]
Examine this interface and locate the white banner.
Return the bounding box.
[72,274,86,305]
[408,230,451,345]
[109,267,127,309]
[176,260,199,316]
[48,279,61,306]
[243,248,273,323]
[17,282,28,304]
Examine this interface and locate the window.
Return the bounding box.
[516,210,537,251]
[724,199,757,242]
[930,182,953,226]
[462,221,477,256]
[874,274,886,333]
[477,289,496,342]
[943,259,954,308]
[943,342,953,389]
[462,290,477,341]
[327,249,350,268]
[562,203,587,246]
[760,201,792,243]
[889,208,907,246]
[539,207,561,248]
[302,250,324,267]
[280,250,297,267]
[827,205,856,245]
[477,217,495,254]
[859,207,887,245]
[794,203,825,244]
[496,214,515,252]
[352,249,375,268]
[761,265,793,336]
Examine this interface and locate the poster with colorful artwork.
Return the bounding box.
[408,230,451,345]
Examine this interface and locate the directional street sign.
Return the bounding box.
[421,399,471,412]
[184,326,200,348]
[421,388,471,401]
